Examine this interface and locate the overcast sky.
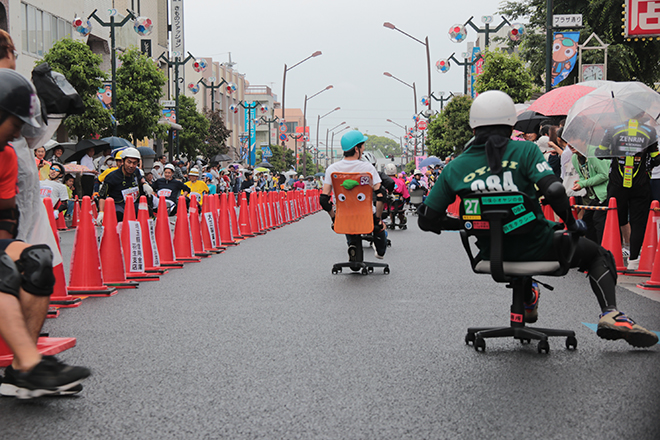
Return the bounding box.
[185,0,510,142]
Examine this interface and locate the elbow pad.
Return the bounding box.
[538,176,574,226]
[417,203,445,234]
[319,193,333,212]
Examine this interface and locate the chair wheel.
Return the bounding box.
[565,336,577,350]
[537,340,550,354]
[474,337,486,352]
[383,267,390,275]
[361,268,369,275]
[368,266,374,273]
[401,225,407,230]
[519,338,531,345]
[332,268,338,275]
[465,333,475,345]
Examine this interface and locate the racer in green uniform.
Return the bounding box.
[417,90,657,348]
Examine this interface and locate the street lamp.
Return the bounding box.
[384,72,419,156]
[461,15,511,47]
[383,22,431,111]
[316,106,340,170]
[326,121,346,167]
[386,118,407,132]
[438,52,482,96]
[330,125,351,165]
[302,85,333,175]
[281,51,322,132]
[196,76,234,112]
[430,91,454,111]
[259,115,279,149]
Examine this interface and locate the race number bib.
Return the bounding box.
[40,186,53,199]
[157,189,172,198]
[121,186,140,202]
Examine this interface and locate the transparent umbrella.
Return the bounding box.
[562,82,660,158]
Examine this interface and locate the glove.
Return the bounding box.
[567,218,587,236]
[143,183,154,196]
[53,210,59,220]
[96,211,104,226]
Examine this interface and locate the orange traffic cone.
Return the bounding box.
[250,192,265,235]
[238,192,254,237]
[121,195,160,281]
[569,196,579,220]
[67,196,117,296]
[55,206,68,230]
[137,196,168,273]
[228,192,243,240]
[281,192,291,224]
[99,198,139,289]
[189,194,212,257]
[627,200,659,276]
[0,335,77,368]
[173,195,201,263]
[601,197,626,272]
[200,194,224,253]
[43,198,83,306]
[154,195,184,268]
[218,193,237,246]
[70,196,79,229]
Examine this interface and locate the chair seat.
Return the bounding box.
[474,260,561,276]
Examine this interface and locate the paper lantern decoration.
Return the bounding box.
[133,16,153,36]
[260,105,268,114]
[508,23,525,42]
[448,24,467,43]
[436,59,450,73]
[188,83,200,94]
[229,104,238,114]
[226,83,237,93]
[73,17,92,36]
[192,58,208,73]
[420,96,429,107]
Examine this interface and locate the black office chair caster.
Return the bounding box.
[537,340,550,354]
[474,336,486,352]
[565,336,578,350]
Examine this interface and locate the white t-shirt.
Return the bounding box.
[324,159,382,187]
[39,180,69,205]
[81,154,95,176]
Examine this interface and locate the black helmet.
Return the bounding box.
[0,69,40,128]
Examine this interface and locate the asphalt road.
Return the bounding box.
[1,209,659,439]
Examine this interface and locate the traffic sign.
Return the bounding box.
[161,100,176,107]
[279,124,287,133]
[279,134,287,141]
[418,120,427,130]
[262,146,273,157]
[553,14,582,28]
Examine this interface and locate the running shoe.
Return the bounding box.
[597,310,659,348]
[622,247,630,259]
[6,356,91,399]
[627,258,640,271]
[524,282,540,323]
[0,365,83,397]
[371,242,384,260]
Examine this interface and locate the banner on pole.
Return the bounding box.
[551,31,580,87]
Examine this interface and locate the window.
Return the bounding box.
[21,3,71,57]
[285,122,298,133]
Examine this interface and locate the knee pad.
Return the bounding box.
[16,244,55,297]
[0,251,21,298]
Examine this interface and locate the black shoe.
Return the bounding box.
[348,245,358,262]
[4,356,90,399]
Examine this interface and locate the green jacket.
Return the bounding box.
[571,147,609,203]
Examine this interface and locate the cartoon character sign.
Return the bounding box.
[330,172,374,235]
[162,108,176,124]
[97,84,112,109]
[551,32,580,87]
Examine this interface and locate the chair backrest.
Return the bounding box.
[409,188,425,204]
[330,172,374,235]
[458,191,575,282]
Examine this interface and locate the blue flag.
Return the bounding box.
[552,31,580,87]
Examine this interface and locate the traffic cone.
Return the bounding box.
[265,192,275,229]
[542,202,556,222]
[626,200,659,276]
[154,195,184,268]
[43,198,83,306]
[70,196,79,229]
[173,195,201,262]
[228,192,243,240]
[56,207,68,230]
[121,195,160,281]
[0,335,77,368]
[250,192,265,235]
[98,198,139,289]
[218,193,237,246]
[601,197,626,272]
[137,196,168,273]
[238,192,254,237]
[200,194,224,253]
[281,192,291,224]
[638,230,660,290]
[67,196,117,296]
[189,194,212,257]
[569,196,579,220]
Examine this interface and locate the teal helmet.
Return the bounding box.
[341,130,368,151]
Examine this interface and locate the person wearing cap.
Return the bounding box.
[98,147,153,223]
[39,163,68,218]
[98,150,124,183]
[408,169,427,194]
[320,130,387,260]
[417,89,658,348]
[151,161,164,180]
[151,163,189,215]
[50,144,65,165]
[0,64,91,398]
[184,168,210,205]
[203,173,217,195]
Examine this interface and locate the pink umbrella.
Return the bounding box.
[527,84,596,116]
[64,163,93,173]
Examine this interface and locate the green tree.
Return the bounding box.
[268,144,296,173]
[426,95,473,158]
[296,152,323,176]
[41,38,113,139]
[115,47,167,144]
[176,95,210,158]
[204,109,231,157]
[364,135,401,157]
[499,0,660,87]
[474,48,537,102]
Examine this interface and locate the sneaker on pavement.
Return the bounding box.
[597,310,659,348]
[627,258,640,271]
[524,282,540,324]
[371,242,384,260]
[4,356,91,399]
[622,247,630,259]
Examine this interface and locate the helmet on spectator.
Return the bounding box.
[189,168,200,176]
[414,169,422,176]
[362,151,377,166]
[384,163,397,176]
[164,164,175,171]
[469,90,516,129]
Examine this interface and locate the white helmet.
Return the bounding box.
[189,168,200,176]
[384,163,397,176]
[122,147,141,160]
[164,164,175,171]
[362,151,377,167]
[469,90,517,129]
